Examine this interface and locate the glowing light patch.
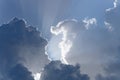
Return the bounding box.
[58,29,72,64]
[47,18,97,65]
[49,20,77,64]
[33,73,41,80]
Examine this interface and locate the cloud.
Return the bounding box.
[105,0,120,31]
[83,18,97,29]
[8,64,34,80]
[0,1,119,80]
[95,1,120,80]
[47,11,120,80]
[96,61,120,80]
[47,19,86,64]
[0,17,49,79]
[47,18,100,79]
[65,17,120,80]
[106,0,120,11]
[51,2,120,79]
[41,61,89,80]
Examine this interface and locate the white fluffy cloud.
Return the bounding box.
[47,19,85,64]
[47,18,99,79]
[83,18,97,29]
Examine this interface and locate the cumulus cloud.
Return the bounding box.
[0,17,49,79]
[47,9,120,80]
[66,17,120,80]
[41,61,89,80]
[8,64,34,80]
[0,1,119,80]
[65,1,120,80]
[47,19,86,64]
[47,18,99,79]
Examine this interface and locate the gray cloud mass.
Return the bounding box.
[0,18,49,80]
[41,61,89,80]
[8,64,34,80]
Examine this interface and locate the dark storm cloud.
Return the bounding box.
[0,18,49,79]
[8,64,34,80]
[41,61,89,80]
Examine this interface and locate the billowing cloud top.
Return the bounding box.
[8,64,34,80]
[0,18,49,80]
[41,61,89,80]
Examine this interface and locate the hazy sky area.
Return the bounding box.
[0,0,120,80]
[0,0,114,38]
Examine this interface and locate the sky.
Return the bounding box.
[0,0,114,38]
[0,0,120,80]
